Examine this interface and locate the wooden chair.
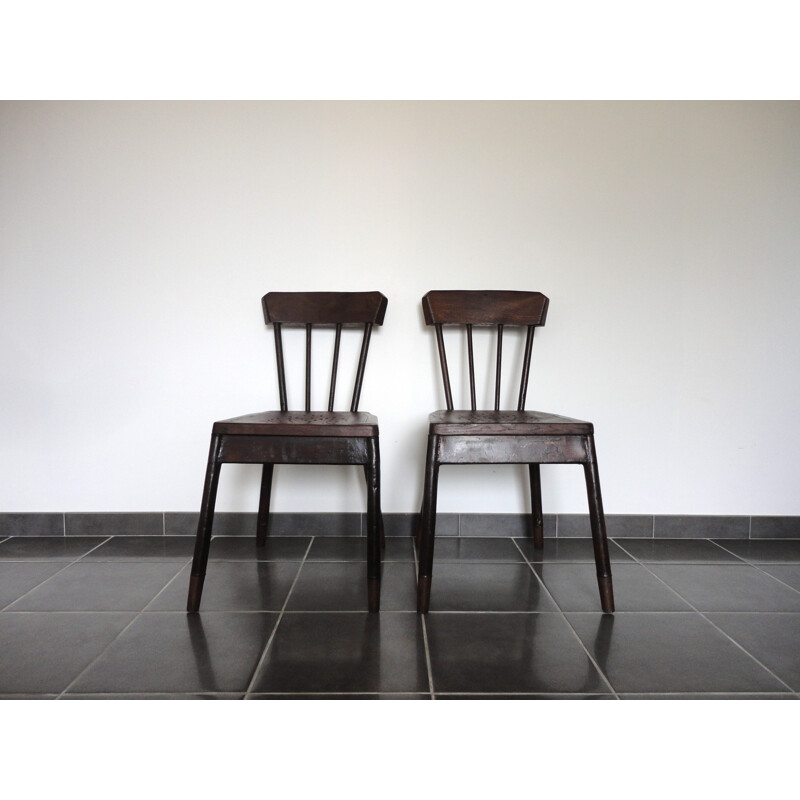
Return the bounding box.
[187,291,388,614]
[415,290,614,614]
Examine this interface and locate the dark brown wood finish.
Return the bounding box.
[415,290,614,614]
[187,291,387,614]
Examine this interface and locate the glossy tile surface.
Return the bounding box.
[0,562,65,608]
[0,533,798,699]
[0,612,135,693]
[7,561,184,611]
[616,538,744,563]
[649,564,800,612]
[515,537,632,563]
[536,563,693,612]
[248,612,428,694]
[67,612,278,694]
[425,613,611,695]
[567,613,787,694]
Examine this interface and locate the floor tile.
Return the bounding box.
[208,536,311,561]
[0,513,64,537]
[80,536,194,561]
[557,514,653,539]
[619,694,796,700]
[248,612,429,694]
[147,562,302,611]
[616,538,745,563]
[706,613,800,691]
[711,539,800,563]
[285,562,417,611]
[459,513,553,538]
[245,693,430,700]
[0,562,65,608]
[536,563,692,612]
[750,517,800,539]
[66,612,278,694]
[567,612,787,694]
[306,536,414,561]
[425,563,557,612]
[65,513,163,537]
[649,564,800,612]
[515,538,632,563]
[0,612,135,693]
[654,516,750,539]
[6,562,185,611]
[425,613,611,695]
[374,513,453,539]
[431,537,525,562]
[0,537,108,561]
[166,512,256,537]
[436,694,615,700]
[758,565,800,592]
[61,693,245,700]
[265,513,362,537]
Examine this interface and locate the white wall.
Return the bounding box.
[2,101,799,515]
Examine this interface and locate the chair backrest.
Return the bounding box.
[262,291,388,412]
[422,290,549,412]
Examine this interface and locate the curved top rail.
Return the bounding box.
[422,290,549,327]
[263,292,387,326]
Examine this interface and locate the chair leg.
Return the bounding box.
[417,435,440,614]
[187,435,223,613]
[583,435,614,614]
[364,465,386,550]
[529,463,544,549]
[256,464,274,546]
[365,438,382,612]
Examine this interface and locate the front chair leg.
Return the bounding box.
[364,464,386,550]
[529,463,544,549]
[187,435,223,613]
[417,435,440,614]
[365,439,382,612]
[583,436,614,614]
[256,464,274,546]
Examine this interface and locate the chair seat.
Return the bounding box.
[428,409,593,435]
[213,411,379,437]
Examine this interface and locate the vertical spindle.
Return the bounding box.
[328,323,342,412]
[494,324,504,411]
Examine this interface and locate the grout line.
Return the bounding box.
[652,515,655,539]
[244,536,315,695]
[63,513,67,537]
[420,615,435,699]
[511,537,619,698]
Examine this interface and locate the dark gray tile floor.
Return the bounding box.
[0,534,798,699]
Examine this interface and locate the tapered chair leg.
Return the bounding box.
[364,439,382,612]
[583,436,614,614]
[187,435,223,613]
[529,463,544,549]
[256,464,274,546]
[417,435,440,614]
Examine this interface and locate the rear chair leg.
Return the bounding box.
[187,435,222,613]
